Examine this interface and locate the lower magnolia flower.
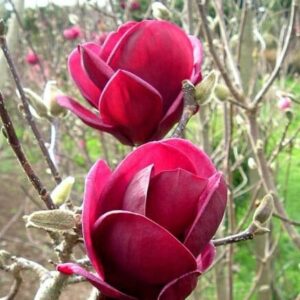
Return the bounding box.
[58,138,227,300]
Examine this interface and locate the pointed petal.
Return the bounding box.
[98,141,197,214]
[57,95,131,145]
[189,35,203,83]
[100,22,138,61]
[162,138,217,178]
[99,70,163,145]
[93,211,197,297]
[68,43,101,107]
[158,271,200,300]
[146,169,207,240]
[196,242,216,272]
[57,263,136,300]
[108,20,194,111]
[80,45,114,90]
[122,165,153,214]
[184,173,227,256]
[82,160,112,277]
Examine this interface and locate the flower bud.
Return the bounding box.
[214,84,230,101]
[24,209,76,232]
[285,110,293,121]
[277,97,292,112]
[247,157,257,170]
[23,88,48,119]
[0,250,10,266]
[43,81,67,117]
[51,176,75,206]
[25,51,39,65]
[194,71,217,104]
[152,2,172,20]
[253,194,274,225]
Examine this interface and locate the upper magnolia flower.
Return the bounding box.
[58,138,227,300]
[63,25,81,40]
[25,51,39,65]
[57,20,203,145]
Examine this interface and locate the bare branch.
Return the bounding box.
[0,34,62,184]
[0,92,56,210]
[253,1,298,106]
[196,1,246,104]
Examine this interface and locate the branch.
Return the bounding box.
[6,0,48,83]
[246,110,300,249]
[0,92,56,209]
[213,0,242,87]
[273,213,300,227]
[172,80,198,138]
[0,31,62,184]
[196,1,246,104]
[252,0,298,106]
[213,230,254,247]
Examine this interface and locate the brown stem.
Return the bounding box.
[6,0,48,83]
[172,80,198,138]
[0,92,56,210]
[196,1,245,103]
[0,35,62,184]
[252,0,298,106]
[273,213,300,227]
[247,110,300,249]
[223,102,234,300]
[213,230,254,246]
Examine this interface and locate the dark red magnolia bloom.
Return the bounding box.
[58,138,227,300]
[25,51,39,65]
[57,20,203,145]
[63,25,81,40]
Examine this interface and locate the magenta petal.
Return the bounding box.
[196,242,216,272]
[158,271,200,300]
[100,22,138,61]
[80,45,114,90]
[68,43,101,107]
[122,165,153,214]
[57,95,131,145]
[108,20,194,110]
[99,70,163,145]
[163,138,217,178]
[57,263,137,300]
[93,211,197,297]
[189,35,203,83]
[98,141,197,214]
[82,160,111,276]
[146,169,207,239]
[184,173,227,256]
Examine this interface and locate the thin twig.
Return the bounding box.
[247,110,300,249]
[0,92,56,210]
[6,0,47,83]
[213,230,254,246]
[214,0,242,87]
[273,213,300,227]
[268,117,292,163]
[196,1,245,103]
[253,0,298,106]
[0,34,62,184]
